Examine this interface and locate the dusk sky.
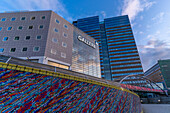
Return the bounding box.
[0,0,170,71]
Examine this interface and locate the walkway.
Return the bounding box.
[142,104,170,113]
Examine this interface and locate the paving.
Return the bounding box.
[142,104,170,113]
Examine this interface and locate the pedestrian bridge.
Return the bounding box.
[121,84,163,93]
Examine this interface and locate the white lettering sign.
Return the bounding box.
[77,35,96,48]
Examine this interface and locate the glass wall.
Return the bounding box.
[71,28,101,78]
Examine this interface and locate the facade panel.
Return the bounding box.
[71,28,101,78]
[0,11,51,58]
[45,11,73,65]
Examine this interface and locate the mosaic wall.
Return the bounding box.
[0,67,141,113]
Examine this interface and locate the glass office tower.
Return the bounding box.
[73,15,143,81]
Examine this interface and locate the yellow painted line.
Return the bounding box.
[0,62,139,97]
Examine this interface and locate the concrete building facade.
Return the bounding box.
[0,11,101,77]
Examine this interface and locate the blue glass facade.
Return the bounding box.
[73,15,143,81]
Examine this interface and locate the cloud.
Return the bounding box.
[146,30,160,39]
[101,11,106,18]
[139,31,143,34]
[94,11,106,18]
[146,25,151,28]
[152,12,165,24]
[138,30,170,71]
[121,0,156,21]
[140,16,143,20]
[0,0,72,22]
[138,39,170,72]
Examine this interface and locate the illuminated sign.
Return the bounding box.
[77,35,96,48]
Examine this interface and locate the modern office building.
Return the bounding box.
[73,15,143,81]
[0,10,101,77]
[144,59,170,90]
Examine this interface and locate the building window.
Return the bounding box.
[61,52,66,58]
[7,27,12,31]
[0,48,4,53]
[11,18,16,21]
[36,35,41,40]
[39,25,44,29]
[56,19,60,24]
[64,24,68,29]
[52,38,58,43]
[22,47,27,52]
[63,33,67,38]
[3,37,8,41]
[0,27,2,31]
[18,26,23,30]
[51,49,57,55]
[21,17,26,20]
[14,36,19,40]
[10,48,16,52]
[31,17,35,20]
[28,26,33,29]
[33,47,40,52]
[41,16,45,19]
[54,28,58,32]
[1,18,6,21]
[62,42,67,48]
[26,36,30,40]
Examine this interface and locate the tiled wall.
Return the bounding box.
[0,67,141,112]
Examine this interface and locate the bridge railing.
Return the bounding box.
[121,84,163,93]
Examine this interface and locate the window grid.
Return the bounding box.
[63,33,67,38]
[0,48,4,52]
[25,36,31,40]
[61,52,66,58]
[56,19,60,24]
[28,26,33,29]
[11,18,16,21]
[36,36,41,40]
[52,38,58,43]
[7,27,12,31]
[64,24,68,29]
[33,47,40,52]
[54,28,58,32]
[21,17,26,20]
[3,37,8,41]
[39,25,44,29]
[1,18,6,21]
[51,49,57,55]
[10,48,16,52]
[41,16,45,19]
[22,47,27,52]
[31,17,35,20]
[62,42,67,48]
[14,36,19,40]
[18,26,23,30]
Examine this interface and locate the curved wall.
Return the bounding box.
[0,63,141,112]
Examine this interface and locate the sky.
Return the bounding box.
[0,0,170,72]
